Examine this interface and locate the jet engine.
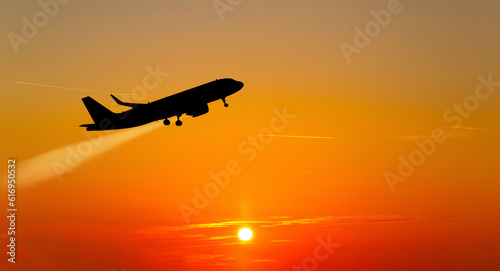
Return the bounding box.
[186,103,209,117]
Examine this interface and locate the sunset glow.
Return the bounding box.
[2,1,500,270]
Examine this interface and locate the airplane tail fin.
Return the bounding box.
[82,96,116,123]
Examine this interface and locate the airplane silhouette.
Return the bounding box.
[80,78,244,131]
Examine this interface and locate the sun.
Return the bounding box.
[238,228,253,241]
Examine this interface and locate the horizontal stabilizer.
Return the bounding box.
[79,124,99,131]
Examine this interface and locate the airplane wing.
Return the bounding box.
[110,94,144,109]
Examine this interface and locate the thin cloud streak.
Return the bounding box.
[441,126,491,131]
[10,81,140,96]
[134,215,463,236]
[225,134,336,140]
[270,240,296,243]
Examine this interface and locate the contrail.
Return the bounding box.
[17,123,162,186]
[10,81,140,96]
[225,134,336,140]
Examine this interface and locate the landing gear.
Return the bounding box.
[163,119,170,125]
[222,97,228,107]
[175,115,182,126]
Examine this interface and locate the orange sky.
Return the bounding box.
[1,1,500,270]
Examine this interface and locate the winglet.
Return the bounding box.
[110,94,125,105]
[111,94,141,109]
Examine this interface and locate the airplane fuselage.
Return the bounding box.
[80,78,244,130]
